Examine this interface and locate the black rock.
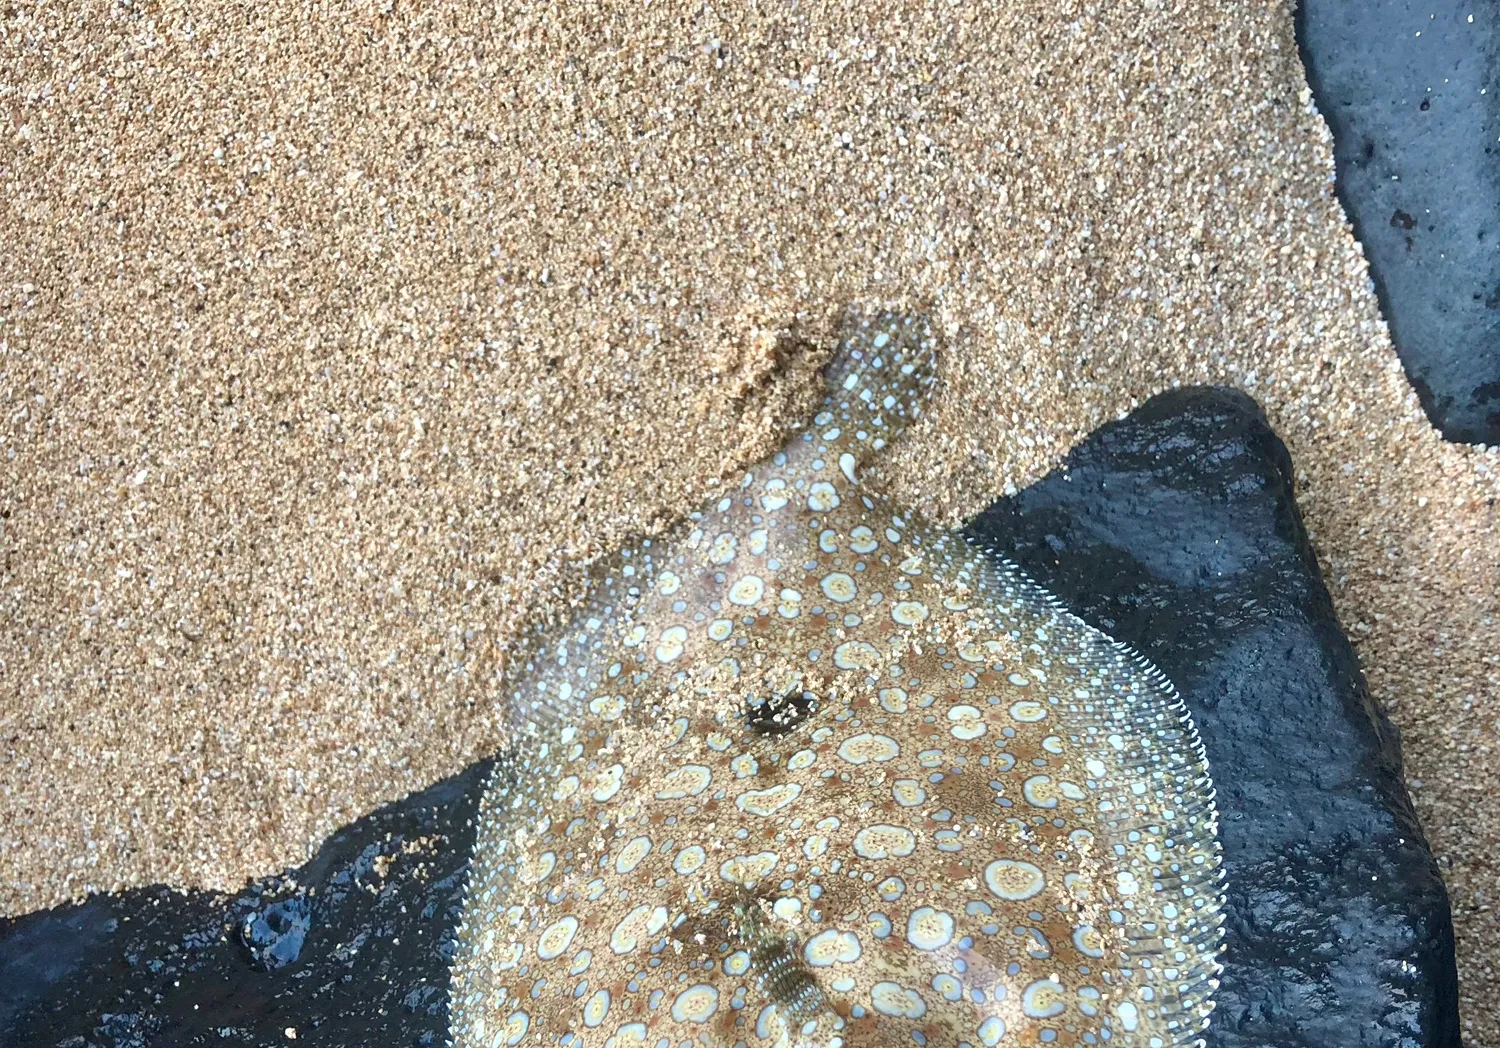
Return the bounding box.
[964,387,1461,1047]
[1297,0,1500,444]
[0,389,1462,1046]
[0,760,492,1047]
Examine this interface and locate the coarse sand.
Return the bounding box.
[1,0,1496,1039]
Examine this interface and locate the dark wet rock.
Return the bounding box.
[1298,0,1500,444]
[0,388,1461,1046]
[0,760,491,1047]
[965,387,1461,1047]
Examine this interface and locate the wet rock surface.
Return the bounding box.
[0,388,1461,1046]
[966,387,1461,1047]
[0,761,491,1047]
[1298,0,1500,444]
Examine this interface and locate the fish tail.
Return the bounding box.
[818,310,939,458]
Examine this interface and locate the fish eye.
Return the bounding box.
[745,689,817,737]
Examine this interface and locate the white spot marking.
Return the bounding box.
[984,859,1047,901]
[852,824,917,859]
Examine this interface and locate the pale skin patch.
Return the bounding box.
[448,313,1225,1048]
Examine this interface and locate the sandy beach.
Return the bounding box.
[2,0,1496,1040]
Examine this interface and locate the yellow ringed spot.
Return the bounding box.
[615,835,653,874]
[655,764,712,800]
[709,532,738,565]
[1042,734,1065,754]
[819,529,839,553]
[518,850,556,884]
[609,905,668,954]
[1072,924,1106,959]
[592,764,624,802]
[1009,699,1048,723]
[787,748,817,771]
[657,570,681,596]
[891,779,926,807]
[501,1010,529,1047]
[870,981,926,1019]
[725,950,752,976]
[736,783,802,816]
[582,988,611,1027]
[553,775,580,801]
[718,852,779,886]
[833,639,881,672]
[728,575,765,606]
[749,528,769,556]
[607,1022,649,1047]
[535,915,579,960]
[1008,671,1031,687]
[568,950,592,975]
[707,618,733,642]
[878,687,909,712]
[808,481,840,511]
[730,753,759,778]
[891,600,929,626]
[984,858,1047,902]
[820,571,858,603]
[932,973,962,1002]
[654,625,688,663]
[852,824,917,859]
[754,1004,777,1040]
[836,732,900,764]
[589,695,626,719]
[671,984,720,1023]
[1022,774,1058,808]
[673,845,707,875]
[662,716,689,746]
[1022,978,1067,1019]
[849,526,878,554]
[978,1016,1008,1046]
[803,835,829,859]
[947,704,986,740]
[906,906,955,951]
[777,588,803,619]
[803,928,862,966]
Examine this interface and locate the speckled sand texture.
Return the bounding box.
[1,0,1495,1040]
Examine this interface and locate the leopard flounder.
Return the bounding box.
[449,313,1225,1048]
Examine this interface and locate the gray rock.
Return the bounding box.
[1298,0,1500,443]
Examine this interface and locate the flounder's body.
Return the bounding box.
[449,315,1224,1048]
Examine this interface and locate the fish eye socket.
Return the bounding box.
[745,690,817,737]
